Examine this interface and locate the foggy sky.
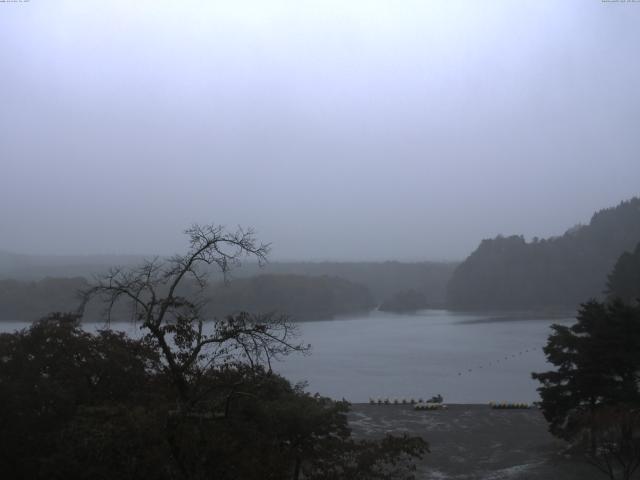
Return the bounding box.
[1,1,639,261]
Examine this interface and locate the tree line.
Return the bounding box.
[0,251,457,307]
[0,273,374,322]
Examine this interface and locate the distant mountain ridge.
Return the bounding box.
[0,251,147,280]
[447,197,640,310]
[0,252,456,306]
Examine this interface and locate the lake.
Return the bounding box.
[0,309,574,403]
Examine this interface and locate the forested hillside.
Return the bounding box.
[206,274,375,320]
[607,241,640,304]
[0,277,89,321]
[0,254,457,306]
[239,261,457,304]
[447,198,640,310]
[0,274,374,322]
[378,289,430,313]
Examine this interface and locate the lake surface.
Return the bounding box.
[0,310,574,403]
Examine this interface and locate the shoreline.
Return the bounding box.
[348,404,599,479]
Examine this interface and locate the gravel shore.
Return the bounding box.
[349,404,602,480]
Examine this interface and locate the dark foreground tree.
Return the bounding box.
[0,313,167,480]
[532,300,640,480]
[0,224,428,479]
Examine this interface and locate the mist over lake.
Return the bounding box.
[3,1,640,476]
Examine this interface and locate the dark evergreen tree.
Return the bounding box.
[532,300,640,479]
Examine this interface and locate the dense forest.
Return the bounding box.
[378,289,430,313]
[206,274,374,320]
[607,241,640,304]
[0,253,456,306]
[0,274,374,322]
[447,198,640,310]
[0,277,89,321]
[238,261,457,305]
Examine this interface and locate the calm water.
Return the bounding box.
[0,310,574,403]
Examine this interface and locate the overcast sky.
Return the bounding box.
[1,0,639,261]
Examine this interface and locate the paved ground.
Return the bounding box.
[348,404,603,480]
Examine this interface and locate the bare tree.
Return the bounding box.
[80,224,308,405]
[32,225,427,480]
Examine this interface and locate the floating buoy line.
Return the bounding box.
[367,398,448,410]
[489,402,530,409]
[367,345,544,410]
[367,398,533,410]
[454,346,543,377]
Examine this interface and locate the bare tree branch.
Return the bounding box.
[80,223,305,407]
